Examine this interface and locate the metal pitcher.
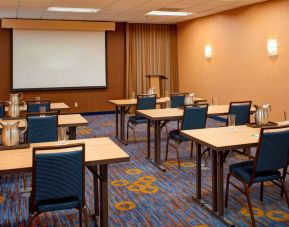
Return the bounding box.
[147,87,156,95]
[0,120,27,147]
[184,93,195,105]
[10,92,23,104]
[254,104,271,126]
[6,101,25,118]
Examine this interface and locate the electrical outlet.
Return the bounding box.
[74,102,78,108]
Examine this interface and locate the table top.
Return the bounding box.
[5,102,70,111]
[0,114,88,128]
[136,105,255,121]
[181,121,289,151]
[0,137,130,174]
[108,97,207,106]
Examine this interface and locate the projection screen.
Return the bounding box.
[12,29,107,90]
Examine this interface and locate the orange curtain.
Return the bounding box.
[125,23,178,98]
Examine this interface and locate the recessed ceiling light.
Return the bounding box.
[47,7,100,13]
[146,11,193,16]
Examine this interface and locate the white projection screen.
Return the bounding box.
[12,29,107,90]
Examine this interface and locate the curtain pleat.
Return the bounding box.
[125,23,178,98]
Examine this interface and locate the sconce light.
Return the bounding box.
[204,44,213,59]
[267,39,278,56]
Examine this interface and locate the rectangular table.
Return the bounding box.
[0,137,130,227]
[136,105,256,172]
[5,102,70,112]
[0,114,88,140]
[180,125,267,226]
[108,97,207,144]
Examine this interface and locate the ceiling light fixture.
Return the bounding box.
[146,11,193,16]
[47,7,100,13]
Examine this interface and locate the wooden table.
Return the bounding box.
[0,137,130,227]
[108,97,207,144]
[5,102,70,111]
[0,114,88,140]
[180,125,263,226]
[136,105,256,172]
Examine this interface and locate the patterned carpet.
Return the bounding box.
[1,114,289,226]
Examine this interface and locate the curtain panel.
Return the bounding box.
[125,23,178,98]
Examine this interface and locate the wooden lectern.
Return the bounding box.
[146,75,168,97]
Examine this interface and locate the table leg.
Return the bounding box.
[217,151,225,216]
[212,150,218,212]
[115,106,119,138]
[100,165,108,227]
[147,119,151,159]
[120,106,126,145]
[68,126,76,140]
[93,166,99,217]
[196,143,202,200]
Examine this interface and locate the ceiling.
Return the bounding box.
[0,0,269,24]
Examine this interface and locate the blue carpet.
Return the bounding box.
[0,114,289,226]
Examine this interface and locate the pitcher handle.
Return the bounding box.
[20,119,28,135]
[18,92,23,100]
[20,100,26,106]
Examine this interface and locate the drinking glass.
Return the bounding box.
[212,97,218,106]
[35,96,41,104]
[58,127,67,144]
[284,110,288,121]
[130,92,136,99]
[39,106,46,117]
[228,114,236,130]
[165,90,170,98]
[166,100,171,108]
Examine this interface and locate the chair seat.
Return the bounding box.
[229,161,281,183]
[33,196,81,213]
[169,130,190,142]
[128,116,148,124]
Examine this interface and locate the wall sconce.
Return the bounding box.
[204,44,213,59]
[267,39,278,56]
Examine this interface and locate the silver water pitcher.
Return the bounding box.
[184,93,195,105]
[6,101,25,118]
[0,120,27,147]
[254,104,271,126]
[10,92,23,104]
[147,87,156,95]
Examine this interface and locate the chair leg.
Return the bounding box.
[281,179,289,208]
[165,137,170,161]
[225,174,231,208]
[244,184,256,227]
[132,125,136,143]
[79,208,82,227]
[190,142,194,158]
[175,143,181,169]
[126,122,129,141]
[260,182,264,202]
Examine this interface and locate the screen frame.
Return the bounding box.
[10,30,108,92]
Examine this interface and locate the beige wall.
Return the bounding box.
[177,0,289,121]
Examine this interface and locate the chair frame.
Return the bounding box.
[225,126,289,227]
[127,94,156,143]
[166,103,209,168]
[170,93,188,129]
[27,99,51,113]
[0,101,5,118]
[29,143,86,227]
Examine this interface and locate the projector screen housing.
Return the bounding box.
[12,29,107,91]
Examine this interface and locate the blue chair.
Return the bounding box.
[127,94,156,143]
[0,102,5,118]
[26,112,58,143]
[170,93,187,108]
[225,126,289,227]
[166,104,208,168]
[27,100,51,113]
[29,143,85,226]
[228,101,252,126]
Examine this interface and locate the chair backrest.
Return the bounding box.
[31,143,85,211]
[27,100,51,113]
[26,111,58,143]
[253,126,289,176]
[170,93,187,108]
[136,94,157,110]
[228,101,252,126]
[0,102,5,118]
[181,104,208,130]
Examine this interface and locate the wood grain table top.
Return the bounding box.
[0,137,130,174]
[5,102,70,111]
[0,114,88,128]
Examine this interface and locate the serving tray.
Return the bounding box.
[0,143,30,151]
[246,122,278,128]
